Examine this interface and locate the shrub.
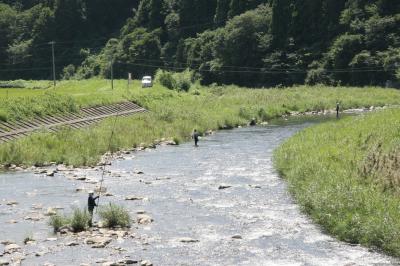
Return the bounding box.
[49,214,70,233]
[70,208,91,232]
[98,203,131,228]
[155,69,176,90]
[155,69,197,92]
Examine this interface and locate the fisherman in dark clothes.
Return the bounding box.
[88,191,99,227]
[192,129,200,147]
[336,102,340,119]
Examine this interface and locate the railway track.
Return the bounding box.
[0,101,147,143]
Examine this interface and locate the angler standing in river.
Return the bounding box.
[192,129,200,147]
[336,102,340,118]
[88,191,99,227]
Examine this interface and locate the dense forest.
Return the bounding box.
[0,0,399,87]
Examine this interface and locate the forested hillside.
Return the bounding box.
[0,0,399,87]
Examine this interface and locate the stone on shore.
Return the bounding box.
[140,260,153,266]
[137,214,153,225]
[85,236,112,248]
[3,244,21,254]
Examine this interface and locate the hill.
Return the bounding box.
[0,0,399,87]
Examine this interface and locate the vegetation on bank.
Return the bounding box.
[49,204,130,232]
[274,108,400,256]
[1,79,400,167]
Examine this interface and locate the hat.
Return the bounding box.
[88,190,94,194]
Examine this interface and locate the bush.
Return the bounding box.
[70,208,91,232]
[49,214,70,233]
[155,69,176,90]
[98,203,131,228]
[155,69,197,92]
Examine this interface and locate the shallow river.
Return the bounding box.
[0,116,397,265]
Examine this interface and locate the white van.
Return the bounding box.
[141,76,153,88]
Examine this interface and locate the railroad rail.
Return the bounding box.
[0,101,147,143]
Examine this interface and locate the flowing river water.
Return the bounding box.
[0,116,398,265]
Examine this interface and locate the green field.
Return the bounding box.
[275,109,400,256]
[1,79,400,168]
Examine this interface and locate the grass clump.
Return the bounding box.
[49,208,91,233]
[274,108,400,257]
[70,208,91,232]
[98,203,131,228]
[49,214,70,233]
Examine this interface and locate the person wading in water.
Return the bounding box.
[336,102,340,119]
[192,129,200,147]
[88,191,99,227]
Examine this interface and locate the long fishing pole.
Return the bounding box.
[95,99,121,212]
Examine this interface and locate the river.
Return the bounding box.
[0,116,397,265]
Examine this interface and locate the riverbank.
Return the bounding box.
[1,80,400,167]
[274,108,400,257]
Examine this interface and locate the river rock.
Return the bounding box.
[140,260,152,266]
[66,241,79,247]
[85,236,112,248]
[24,214,42,221]
[118,259,138,265]
[218,185,232,190]
[56,164,69,171]
[0,259,9,265]
[0,240,14,245]
[178,237,199,243]
[34,169,47,174]
[3,244,21,254]
[125,196,144,201]
[137,215,153,225]
[6,201,18,206]
[46,170,56,176]
[45,207,57,216]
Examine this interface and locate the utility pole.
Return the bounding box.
[49,41,56,89]
[110,56,114,90]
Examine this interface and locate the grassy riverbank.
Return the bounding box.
[275,108,400,256]
[1,79,400,167]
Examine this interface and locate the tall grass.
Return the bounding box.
[1,80,400,166]
[49,213,70,233]
[98,203,131,228]
[274,108,400,256]
[49,208,91,233]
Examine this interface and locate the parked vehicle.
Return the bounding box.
[141,76,153,88]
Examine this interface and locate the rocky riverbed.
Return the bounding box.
[0,115,398,265]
